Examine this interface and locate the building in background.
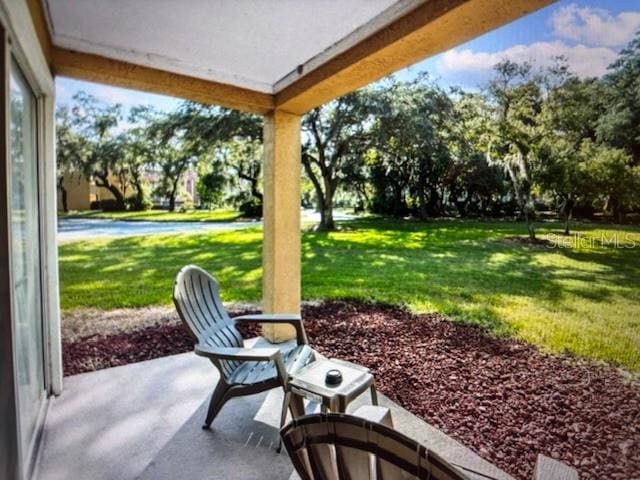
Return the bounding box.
[56,167,200,211]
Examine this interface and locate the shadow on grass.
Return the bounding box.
[303,219,640,339]
[59,230,263,309]
[59,218,640,369]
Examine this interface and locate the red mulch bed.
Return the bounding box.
[63,301,639,480]
[63,323,195,373]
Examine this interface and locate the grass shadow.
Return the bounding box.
[59,218,640,370]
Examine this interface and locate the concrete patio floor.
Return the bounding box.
[35,348,513,480]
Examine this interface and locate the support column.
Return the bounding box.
[262,110,301,343]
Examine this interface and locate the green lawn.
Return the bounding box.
[60,208,240,222]
[58,218,640,371]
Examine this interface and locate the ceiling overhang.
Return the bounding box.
[28,0,555,115]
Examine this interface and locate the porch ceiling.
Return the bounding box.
[33,0,555,114]
[43,0,407,94]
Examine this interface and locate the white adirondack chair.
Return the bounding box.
[173,265,314,433]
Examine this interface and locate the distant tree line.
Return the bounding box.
[57,95,263,215]
[57,33,640,236]
[300,33,640,236]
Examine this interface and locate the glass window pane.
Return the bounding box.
[10,57,44,459]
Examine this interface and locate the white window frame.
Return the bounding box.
[0,0,60,478]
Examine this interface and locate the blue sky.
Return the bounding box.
[56,0,640,112]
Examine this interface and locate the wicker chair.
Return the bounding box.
[173,265,314,431]
[281,413,469,480]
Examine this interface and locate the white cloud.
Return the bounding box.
[438,41,617,78]
[551,4,640,47]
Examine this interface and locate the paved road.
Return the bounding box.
[57,218,259,241]
[57,210,358,241]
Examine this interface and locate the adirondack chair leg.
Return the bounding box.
[202,380,230,429]
[277,390,291,453]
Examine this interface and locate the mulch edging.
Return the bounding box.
[63,301,639,480]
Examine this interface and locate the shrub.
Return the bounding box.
[98,198,126,212]
[125,196,153,211]
[239,198,262,218]
[176,192,195,212]
[197,170,226,209]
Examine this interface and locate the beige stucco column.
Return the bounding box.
[261,110,301,342]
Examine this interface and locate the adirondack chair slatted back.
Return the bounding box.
[281,414,469,480]
[173,265,244,378]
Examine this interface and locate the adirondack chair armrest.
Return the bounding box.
[195,344,289,384]
[195,345,281,362]
[234,313,302,322]
[233,314,308,345]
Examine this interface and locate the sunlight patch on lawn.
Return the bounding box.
[58,219,640,370]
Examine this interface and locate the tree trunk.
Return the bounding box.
[105,184,126,210]
[251,182,263,202]
[504,157,537,240]
[247,168,263,203]
[60,186,69,213]
[95,174,126,210]
[168,177,181,212]
[525,210,536,241]
[427,185,440,217]
[168,188,177,212]
[560,197,573,235]
[392,185,404,217]
[354,183,368,212]
[612,199,623,224]
[131,171,145,207]
[301,152,334,230]
[57,177,69,213]
[417,180,428,221]
[319,201,335,231]
[563,211,571,236]
[318,183,335,231]
[237,169,263,202]
[129,185,145,211]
